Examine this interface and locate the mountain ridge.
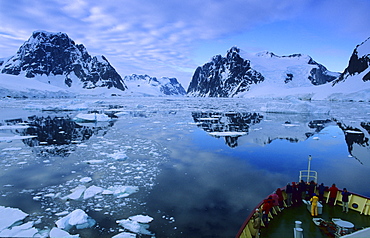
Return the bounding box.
[187,46,340,98]
[0,31,127,92]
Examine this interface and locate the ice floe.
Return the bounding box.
[74,112,111,122]
[209,131,247,137]
[49,227,79,237]
[0,206,39,237]
[55,209,96,231]
[112,231,136,238]
[116,214,154,236]
[62,184,138,201]
[108,150,129,161]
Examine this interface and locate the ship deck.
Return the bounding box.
[259,202,370,238]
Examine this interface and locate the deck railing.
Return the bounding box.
[236,187,370,238]
[299,170,318,183]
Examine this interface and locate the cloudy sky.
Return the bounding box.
[0,0,369,87]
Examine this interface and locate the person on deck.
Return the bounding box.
[298,180,307,200]
[276,188,284,208]
[308,180,317,197]
[252,209,261,238]
[271,192,279,211]
[310,193,319,216]
[318,183,326,202]
[328,184,339,206]
[285,183,293,207]
[262,197,273,226]
[342,188,351,213]
[292,182,300,205]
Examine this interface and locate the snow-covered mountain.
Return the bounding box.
[335,37,370,83]
[124,74,186,96]
[187,46,339,97]
[0,31,127,94]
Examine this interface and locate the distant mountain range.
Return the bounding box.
[0,31,185,97]
[124,74,186,96]
[187,38,370,100]
[0,30,369,100]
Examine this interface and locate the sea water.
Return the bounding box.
[0,97,369,237]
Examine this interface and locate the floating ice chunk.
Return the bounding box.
[112,232,136,238]
[84,160,105,164]
[0,221,38,237]
[56,209,96,231]
[2,147,23,151]
[49,227,79,237]
[83,185,104,199]
[56,211,70,216]
[0,206,28,231]
[282,124,300,127]
[116,218,153,236]
[108,150,128,161]
[0,125,30,130]
[0,135,37,142]
[104,185,139,198]
[74,113,111,122]
[209,131,247,137]
[79,177,92,183]
[63,185,86,200]
[345,130,363,134]
[129,215,154,223]
[312,137,320,140]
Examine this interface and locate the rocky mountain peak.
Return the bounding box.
[187,46,264,97]
[335,37,370,83]
[0,30,127,91]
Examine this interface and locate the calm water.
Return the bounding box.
[0,97,369,237]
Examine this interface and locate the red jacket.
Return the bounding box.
[329,185,339,198]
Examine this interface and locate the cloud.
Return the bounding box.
[0,0,368,86]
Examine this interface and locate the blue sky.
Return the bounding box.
[0,0,369,87]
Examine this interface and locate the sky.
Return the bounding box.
[0,0,369,88]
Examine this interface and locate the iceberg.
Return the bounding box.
[0,206,39,237]
[49,227,79,237]
[116,214,154,236]
[0,221,38,237]
[209,131,247,137]
[56,209,96,231]
[108,150,129,161]
[112,232,136,238]
[74,112,111,122]
[63,185,87,200]
[104,185,139,198]
[79,177,92,183]
[83,185,104,200]
[0,206,28,231]
[129,215,154,223]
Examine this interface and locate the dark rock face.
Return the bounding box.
[307,58,337,85]
[160,77,186,95]
[1,31,127,91]
[187,47,264,97]
[335,37,370,83]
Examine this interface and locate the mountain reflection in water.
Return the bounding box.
[192,111,370,164]
[4,115,114,157]
[191,112,263,147]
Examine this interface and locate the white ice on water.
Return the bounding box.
[49,227,79,238]
[116,214,154,236]
[0,206,28,231]
[62,184,138,200]
[0,206,81,237]
[55,209,96,231]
